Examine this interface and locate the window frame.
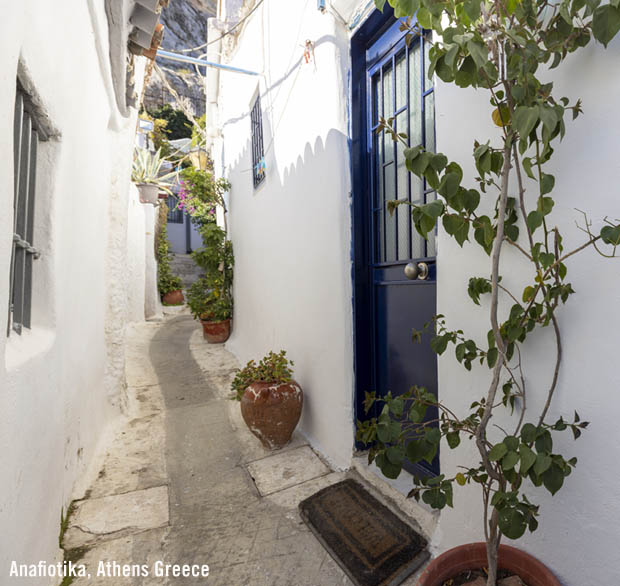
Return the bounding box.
[250,95,265,188]
[9,82,46,336]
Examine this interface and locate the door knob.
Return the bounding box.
[404,262,429,280]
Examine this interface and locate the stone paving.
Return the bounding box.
[64,313,429,585]
[65,314,350,585]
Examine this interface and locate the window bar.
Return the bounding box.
[23,128,38,329]
[12,112,32,334]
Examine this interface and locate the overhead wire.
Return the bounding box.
[180,0,266,53]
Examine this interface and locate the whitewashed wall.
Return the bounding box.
[0,1,148,581]
[218,1,620,582]
[216,0,355,469]
[433,36,620,585]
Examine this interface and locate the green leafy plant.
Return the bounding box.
[186,223,234,322]
[357,1,620,583]
[156,221,183,298]
[147,104,192,140]
[178,167,231,227]
[231,351,294,401]
[131,147,176,193]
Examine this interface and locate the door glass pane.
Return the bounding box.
[409,43,422,147]
[411,174,424,258]
[424,91,435,153]
[395,52,407,111]
[426,189,437,257]
[424,33,433,92]
[383,65,393,118]
[376,209,385,263]
[372,74,380,126]
[396,112,409,260]
[384,162,396,262]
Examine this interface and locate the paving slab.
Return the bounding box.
[247,445,331,496]
[64,486,169,549]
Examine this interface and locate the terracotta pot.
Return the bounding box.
[200,318,231,343]
[162,290,184,305]
[417,542,561,586]
[240,381,303,449]
[136,183,160,204]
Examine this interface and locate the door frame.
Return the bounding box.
[351,8,438,464]
[351,6,397,445]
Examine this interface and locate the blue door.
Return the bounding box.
[352,12,439,477]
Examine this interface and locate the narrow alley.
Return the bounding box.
[61,314,363,585]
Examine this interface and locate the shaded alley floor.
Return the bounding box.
[63,314,351,585]
[63,314,429,585]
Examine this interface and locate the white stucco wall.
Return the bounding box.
[432,35,620,585]
[0,1,148,580]
[216,0,355,469]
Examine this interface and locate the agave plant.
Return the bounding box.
[131,148,177,194]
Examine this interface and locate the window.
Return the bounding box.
[250,95,265,188]
[8,83,45,335]
[166,194,184,224]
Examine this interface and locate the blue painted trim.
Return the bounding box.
[351,6,396,448]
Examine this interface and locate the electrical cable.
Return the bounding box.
[180,0,265,53]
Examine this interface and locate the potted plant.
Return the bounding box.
[186,223,234,343]
[187,279,232,343]
[356,1,620,585]
[131,147,176,204]
[156,219,184,305]
[231,351,303,449]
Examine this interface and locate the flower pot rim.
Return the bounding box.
[200,317,231,324]
[417,542,561,586]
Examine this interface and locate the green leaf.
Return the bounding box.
[442,214,469,246]
[502,451,520,471]
[438,172,462,198]
[409,402,427,423]
[601,225,620,246]
[540,174,555,196]
[446,431,460,449]
[455,472,467,486]
[533,453,552,476]
[527,211,544,233]
[513,106,539,139]
[538,196,555,215]
[504,436,519,451]
[489,443,508,461]
[467,40,488,69]
[406,439,429,463]
[377,422,391,443]
[498,507,527,540]
[519,444,537,474]
[422,487,447,509]
[386,445,405,465]
[375,0,387,10]
[430,153,448,172]
[464,0,481,20]
[592,4,620,48]
[543,463,565,495]
[430,334,450,355]
[535,430,553,453]
[487,347,499,368]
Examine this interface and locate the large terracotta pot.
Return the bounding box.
[240,381,303,449]
[417,543,561,586]
[200,318,231,343]
[136,183,160,204]
[162,290,184,305]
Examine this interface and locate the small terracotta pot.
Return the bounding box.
[240,381,303,449]
[162,290,184,305]
[417,542,561,586]
[200,318,231,343]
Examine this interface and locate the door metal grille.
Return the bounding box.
[369,33,435,265]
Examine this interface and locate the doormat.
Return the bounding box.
[299,478,429,586]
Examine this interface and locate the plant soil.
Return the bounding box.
[443,569,528,586]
